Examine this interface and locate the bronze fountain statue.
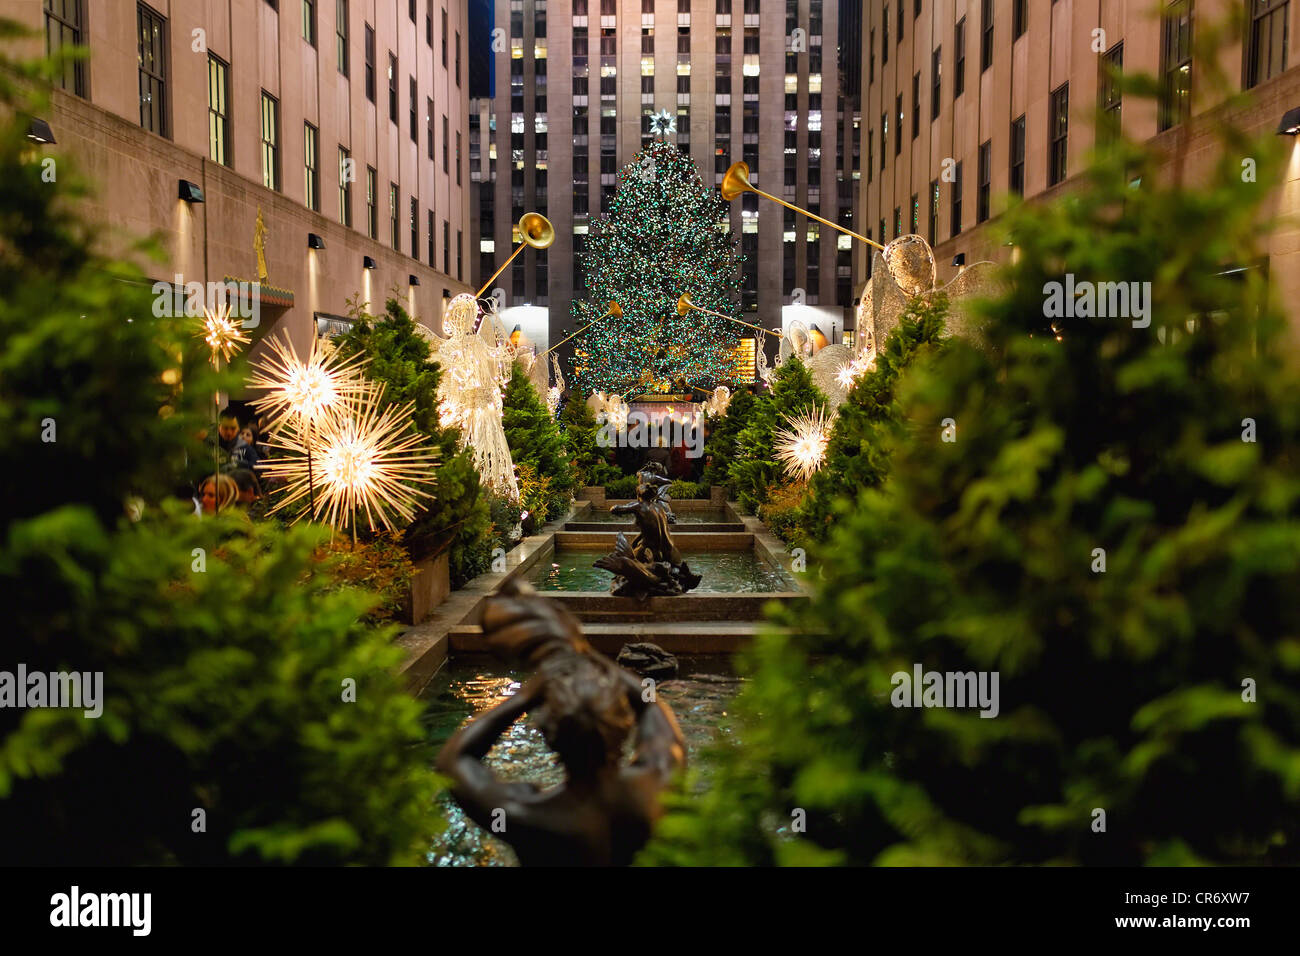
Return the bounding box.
[594,462,702,597]
[435,580,687,866]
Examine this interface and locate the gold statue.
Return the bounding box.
[254,207,269,282]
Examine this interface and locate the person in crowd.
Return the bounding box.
[230,425,262,471]
[197,474,238,516]
[215,412,240,454]
[227,468,269,519]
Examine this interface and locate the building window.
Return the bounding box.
[208,55,230,166]
[137,4,168,137]
[897,0,904,41]
[1049,84,1068,185]
[980,0,993,72]
[931,47,941,120]
[411,197,419,260]
[457,229,463,280]
[443,220,450,274]
[260,91,280,190]
[364,23,375,101]
[954,17,966,97]
[895,94,903,155]
[336,0,349,75]
[427,98,435,158]
[928,179,939,246]
[1099,43,1123,146]
[45,0,86,97]
[302,0,316,46]
[409,76,418,140]
[882,5,888,64]
[869,29,875,83]
[950,160,962,237]
[880,111,887,170]
[409,0,416,22]
[912,72,920,138]
[893,206,901,239]
[390,182,399,251]
[366,166,377,239]
[1013,0,1026,40]
[1159,1,1192,131]
[1010,114,1025,195]
[338,146,352,227]
[442,9,449,67]
[443,115,450,173]
[456,131,462,185]
[1246,0,1287,88]
[910,192,918,233]
[428,210,435,266]
[304,123,319,210]
[456,31,462,86]
[388,53,398,124]
[977,140,991,222]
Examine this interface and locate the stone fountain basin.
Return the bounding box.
[564,499,747,534]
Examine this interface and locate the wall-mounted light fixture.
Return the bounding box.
[307,233,326,249]
[178,179,205,203]
[408,274,421,286]
[26,118,56,145]
[362,255,377,269]
[1277,107,1300,135]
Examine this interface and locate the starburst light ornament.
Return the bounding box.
[247,332,369,431]
[774,406,835,483]
[198,302,250,368]
[258,383,438,533]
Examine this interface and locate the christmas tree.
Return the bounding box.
[568,138,744,396]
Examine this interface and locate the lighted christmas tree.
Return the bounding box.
[568,138,744,396]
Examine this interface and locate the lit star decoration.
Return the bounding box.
[774,406,835,483]
[258,383,438,533]
[835,354,875,390]
[650,108,677,136]
[568,139,745,396]
[247,332,369,431]
[198,302,250,368]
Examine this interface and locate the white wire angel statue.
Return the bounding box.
[428,292,520,501]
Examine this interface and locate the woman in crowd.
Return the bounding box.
[198,473,238,515]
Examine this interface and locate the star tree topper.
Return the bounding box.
[650,108,676,137]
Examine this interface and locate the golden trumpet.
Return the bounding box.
[537,300,622,359]
[721,161,885,251]
[677,292,781,337]
[476,212,555,297]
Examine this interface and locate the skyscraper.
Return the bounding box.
[470,0,860,383]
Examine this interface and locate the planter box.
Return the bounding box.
[578,486,606,503]
[406,551,450,625]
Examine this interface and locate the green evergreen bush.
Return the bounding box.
[701,386,756,494]
[502,362,575,526]
[645,87,1300,866]
[793,296,950,545]
[0,42,441,864]
[730,358,827,513]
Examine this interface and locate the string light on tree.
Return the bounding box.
[774,405,835,483]
[569,138,744,396]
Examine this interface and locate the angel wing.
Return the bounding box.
[779,320,812,366]
[931,261,1001,351]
